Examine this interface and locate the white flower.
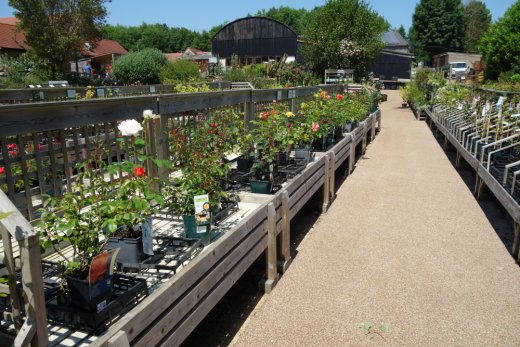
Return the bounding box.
[118,119,143,137]
[143,109,161,120]
[143,109,154,118]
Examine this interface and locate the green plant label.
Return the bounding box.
[194,194,210,228]
[142,217,154,255]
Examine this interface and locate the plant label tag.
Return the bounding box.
[97,300,107,312]
[142,217,154,256]
[194,194,210,225]
[196,225,207,234]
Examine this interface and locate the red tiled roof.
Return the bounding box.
[82,39,128,57]
[0,23,26,50]
[165,52,183,62]
[0,17,19,26]
[186,47,204,55]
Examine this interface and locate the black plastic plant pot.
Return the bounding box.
[334,127,344,141]
[277,152,288,166]
[237,156,254,172]
[66,275,113,312]
[107,236,145,267]
[312,136,326,151]
[294,148,312,164]
[183,215,212,245]
[250,179,273,194]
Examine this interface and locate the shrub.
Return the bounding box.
[112,48,167,84]
[159,59,201,84]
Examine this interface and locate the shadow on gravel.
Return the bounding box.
[181,197,323,347]
[428,124,516,256]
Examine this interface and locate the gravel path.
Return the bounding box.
[229,90,520,347]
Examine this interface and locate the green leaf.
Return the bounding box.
[379,324,389,333]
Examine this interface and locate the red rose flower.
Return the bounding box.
[0,167,4,174]
[288,123,293,128]
[322,119,328,124]
[259,112,269,120]
[134,167,145,177]
[210,123,217,128]
[336,94,343,100]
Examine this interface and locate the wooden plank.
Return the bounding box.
[0,96,157,137]
[0,190,37,240]
[159,90,250,114]
[107,331,130,347]
[133,220,267,347]
[322,154,330,212]
[20,235,48,347]
[289,172,326,217]
[288,165,326,207]
[285,155,325,197]
[92,204,269,346]
[513,223,520,262]
[260,202,279,293]
[157,235,267,347]
[277,190,292,274]
[12,317,36,347]
[0,226,22,330]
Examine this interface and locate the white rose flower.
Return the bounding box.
[143,109,161,120]
[143,109,154,118]
[118,119,143,137]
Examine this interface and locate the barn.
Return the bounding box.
[369,31,413,86]
[212,17,299,67]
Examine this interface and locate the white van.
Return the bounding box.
[447,62,469,78]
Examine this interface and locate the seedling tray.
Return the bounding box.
[45,274,148,334]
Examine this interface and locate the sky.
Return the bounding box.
[0,0,516,33]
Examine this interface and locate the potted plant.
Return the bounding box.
[300,90,335,151]
[38,158,117,311]
[248,105,288,193]
[167,109,241,243]
[103,112,169,268]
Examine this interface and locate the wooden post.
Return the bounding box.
[371,119,376,142]
[322,155,330,213]
[474,175,486,200]
[1,226,22,330]
[362,124,367,154]
[155,115,170,182]
[349,140,355,175]
[244,91,255,129]
[513,222,520,262]
[328,152,336,203]
[277,191,292,274]
[108,331,130,347]
[455,151,462,169]
[20,235,48,347]
[260,202,279,293]
[443,136,449,150]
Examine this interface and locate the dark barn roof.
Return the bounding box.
[212,17,298,59]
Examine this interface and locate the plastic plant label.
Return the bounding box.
[194,194,210,226]
[97,300,107,312]
[142,217,154,256]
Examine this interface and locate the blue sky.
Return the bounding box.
[0,0,515,32]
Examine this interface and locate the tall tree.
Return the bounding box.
[396,25,408,40]
[255,6,311,34]
[479,1,520,80]
[409,0,466,64]
[464,0,491,53]
[9,0,110,76]
[301,0,388,79]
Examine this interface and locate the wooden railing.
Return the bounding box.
[0,85,344,221]
[0,82,233,105]
[0,189,47,346]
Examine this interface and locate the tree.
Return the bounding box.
[464,0,491,53]
[409,0,466,64]
[255,6,311,34]
[300,0,388,80]
[479,1,520,80]
[9,0,110,76]
[397,25,408,40]
[112,48,167,84]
